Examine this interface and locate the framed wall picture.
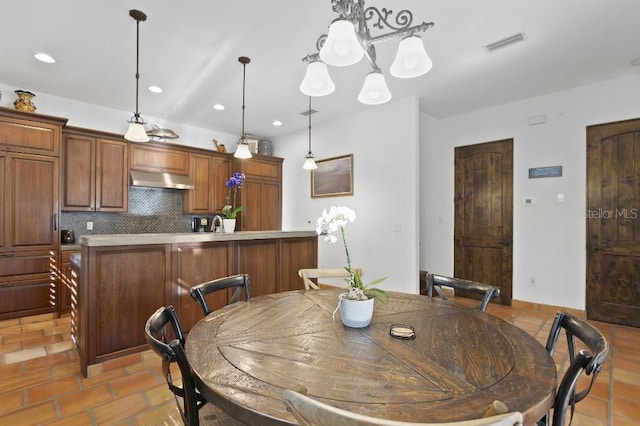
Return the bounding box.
[311,154,354,198]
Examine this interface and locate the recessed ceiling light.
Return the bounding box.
[272,120,283,126]
[213,104,225,110]
[147,85,163,93]
[34,53,55,63]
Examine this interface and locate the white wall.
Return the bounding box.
[420,73,640,310]
[0,82,237,150]
[276,97,421,294]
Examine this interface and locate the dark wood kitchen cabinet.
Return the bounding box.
[173,242,231,331]
[0,108,66,319]
[183,152,231,214]
[129,142,189,175]
[236,155,282,231]
[61,127,128,212]
[58,249,79,314]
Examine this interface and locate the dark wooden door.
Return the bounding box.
[586,118,640,327]
[454,140,513,305]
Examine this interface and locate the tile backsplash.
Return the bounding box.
[61,187,205,235]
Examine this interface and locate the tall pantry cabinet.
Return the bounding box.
[0,107,67,320]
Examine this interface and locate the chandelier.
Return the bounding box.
[300,0,434,105]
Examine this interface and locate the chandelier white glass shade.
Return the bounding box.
[358,71,392,105]
[125,9,149,142]
[390,35,432,78]
[302,96,318,170]
[301,0,434,105]
[319,19,364,67]
[300,60,335,96]
[235,56,252,159]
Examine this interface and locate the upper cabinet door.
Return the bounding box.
[95,138,128,212]
[61,134,95,211]
[61,130,128,212]
[0,114,63,157]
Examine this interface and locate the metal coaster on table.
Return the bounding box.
[389,324,416,339]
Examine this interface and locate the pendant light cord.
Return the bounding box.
[134,18,140,120]
[238,56,251,141]
[308,96,312,153]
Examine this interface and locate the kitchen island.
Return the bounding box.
[76,231,317,377]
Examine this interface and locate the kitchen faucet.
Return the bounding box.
[212,215,223,233]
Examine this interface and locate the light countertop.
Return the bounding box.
[79,231,317,247]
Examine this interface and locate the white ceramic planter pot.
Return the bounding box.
[223,218,236,233]
[338,293,374,328]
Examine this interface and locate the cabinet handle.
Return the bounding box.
[0,283,15,288]
[0,253,15,258]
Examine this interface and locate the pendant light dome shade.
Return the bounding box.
[303,154,318,170]
[234,56,252,159]
[125,122,149,142]
[358,71,392,105]
[319,19,364,67]
[300,61,335,96]
[390,35,433,78]
[124,9,149,142]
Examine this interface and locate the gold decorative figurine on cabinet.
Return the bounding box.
[14,90,37,112]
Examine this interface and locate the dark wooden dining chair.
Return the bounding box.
[538,312,609,426]
[144,305,207,426]
[189,273,251,315]
[282,389,523,426]
[425,272,500,312]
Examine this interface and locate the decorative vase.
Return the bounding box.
[338,293,374,328]
[14,90,36,112]
[223,218,236,233]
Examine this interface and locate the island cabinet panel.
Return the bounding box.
[278,237,318,293]
[61,128,128,212]
[234,240,278,297]
[80,244,172,374]
[129,143,189,175]
[174,242,231,332]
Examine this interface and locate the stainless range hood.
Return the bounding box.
[130,170,194,190]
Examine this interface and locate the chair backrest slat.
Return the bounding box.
[298,268,363,290]
[425,272,500,312]
[190,274,251,315]
[282,390,523,426]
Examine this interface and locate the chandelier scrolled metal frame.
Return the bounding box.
[302,0,434,75]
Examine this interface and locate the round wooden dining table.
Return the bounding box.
[185,289,556,425]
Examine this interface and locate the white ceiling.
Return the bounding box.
[1,0,639,140]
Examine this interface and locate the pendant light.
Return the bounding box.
[124,9,150,142]
[303,96,317,170]
[234,56,252,159]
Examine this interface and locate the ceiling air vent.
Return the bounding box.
[484,32,526,52]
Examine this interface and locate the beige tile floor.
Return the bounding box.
[0,297,639,425]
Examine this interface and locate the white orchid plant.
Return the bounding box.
[316,206,387,301]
